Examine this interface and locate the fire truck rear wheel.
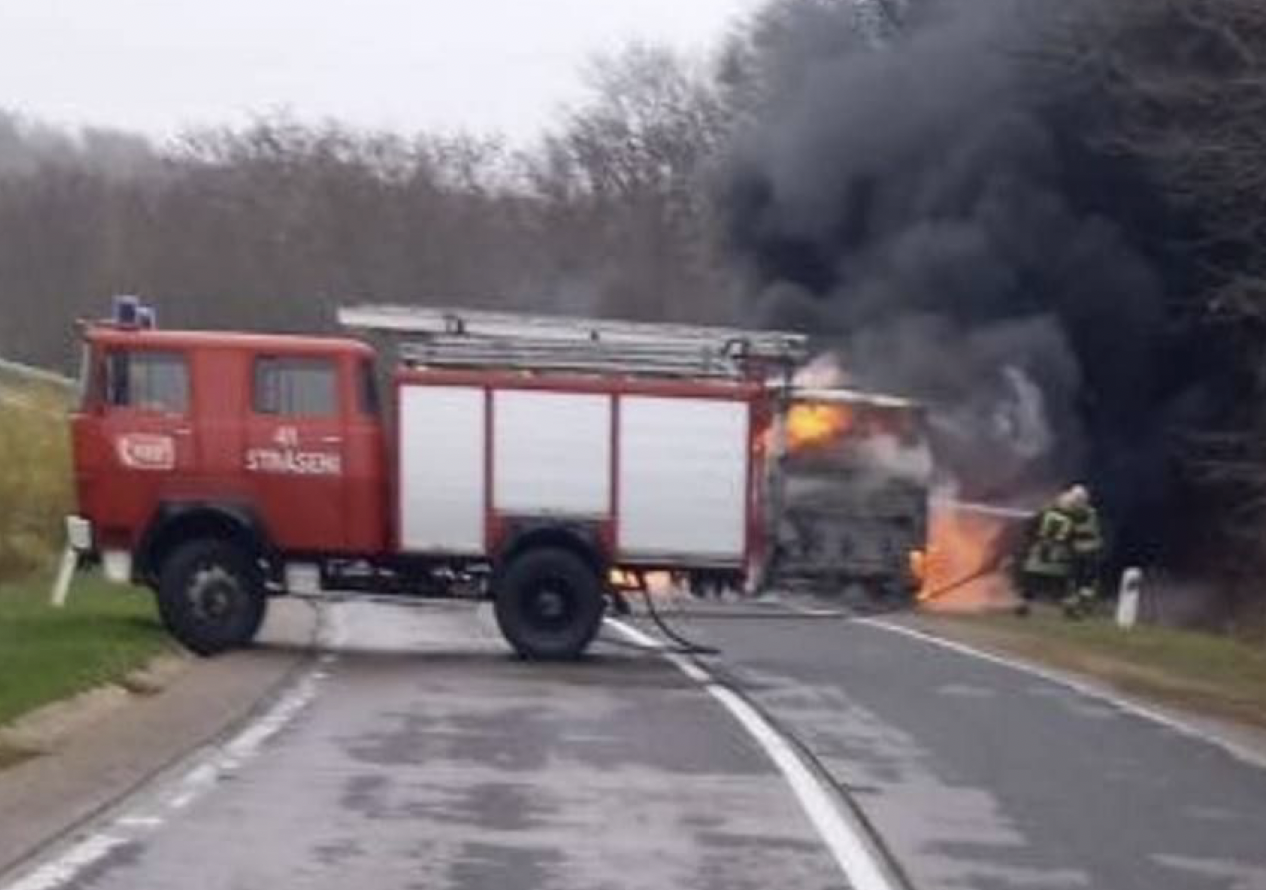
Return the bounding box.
[493,548,604,660]
[157,539,268,656]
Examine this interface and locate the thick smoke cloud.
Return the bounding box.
[724,0,1173,555]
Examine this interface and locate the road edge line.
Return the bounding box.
[607,618,900,890]
[859,618,1266,772]
[0,604,339,890]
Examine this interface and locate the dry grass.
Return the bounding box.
[0,385,72,580]
[0,388,170,766]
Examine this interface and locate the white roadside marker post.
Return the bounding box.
[50,544,77,608]
[1116,567,1143,630]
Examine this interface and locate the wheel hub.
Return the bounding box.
[189,567,238,623]
[527,581,573,628]
[536,588,566,620]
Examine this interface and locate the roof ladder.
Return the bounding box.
[338,304,809,380]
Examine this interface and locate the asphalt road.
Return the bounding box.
[3,602,843,890]
[680,609,1266,890]
[5,599,1266,890]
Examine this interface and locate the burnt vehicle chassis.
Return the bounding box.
[767,391,931,605]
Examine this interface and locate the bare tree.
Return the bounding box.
[1037,0,1266,318]
[525,43,734,321]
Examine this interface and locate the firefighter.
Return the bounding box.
[1016,484,1103,618]
[1063,485,1104,618]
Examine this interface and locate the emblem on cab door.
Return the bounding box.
[116,433,176,471]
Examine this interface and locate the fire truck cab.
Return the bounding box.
[68,299,806,660]
[73,328,387,560]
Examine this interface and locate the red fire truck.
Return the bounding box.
[65,300,809,659]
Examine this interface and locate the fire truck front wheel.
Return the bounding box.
[493,548,604,660]
[156,539,268,656]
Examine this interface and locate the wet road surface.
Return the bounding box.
[7,603,843,890]
[682,610,1266,890]
[7,599,1266,890]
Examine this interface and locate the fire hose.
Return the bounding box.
[636,585,721,655]
[917,563,1004,603]
[598,586,723,656]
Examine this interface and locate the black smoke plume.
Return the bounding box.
[722,0,1215,563]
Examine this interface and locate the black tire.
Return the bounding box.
[156,539,267,656]
[493,547,605,660]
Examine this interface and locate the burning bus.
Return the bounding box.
[767,387,932,603]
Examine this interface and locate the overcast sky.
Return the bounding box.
[0,0,764,143]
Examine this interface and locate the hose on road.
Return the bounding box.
[697,655,918,890]
[602,585,935,656]
[636,586,720,655]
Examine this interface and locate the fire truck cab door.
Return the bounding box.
[244,355,348,552]
[93,348,198,535]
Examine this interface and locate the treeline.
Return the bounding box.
[0,42,735,371]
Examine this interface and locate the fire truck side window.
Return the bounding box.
[105,350,189,414]
[253,357,338,417]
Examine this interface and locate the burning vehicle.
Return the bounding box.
[767,387,931,603]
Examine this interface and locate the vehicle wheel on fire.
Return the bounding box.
[156,539,268,656]
[493,547,605,660]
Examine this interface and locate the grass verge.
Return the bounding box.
[0,572,169,753]
[0,387,73,580]
[915,607,1266,731]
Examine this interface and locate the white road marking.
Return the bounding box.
[155,611,340,814]
[165,791,197,811]
[608,618,899,890]
[0,604,344,890]
[3,835,128,890]
[780,600,848,618]
[860,618,1266,772]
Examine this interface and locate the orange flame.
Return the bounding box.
[607,569,676,596]
[609,569,638,589]
[918,502,1018,612]
[786,403,853,453]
